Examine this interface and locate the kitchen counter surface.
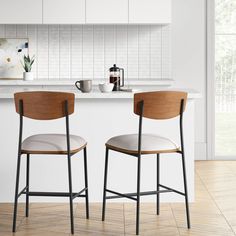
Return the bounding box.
[0,79,174,86]
[0,87,201,99]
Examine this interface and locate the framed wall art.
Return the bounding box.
[0,38,28,79]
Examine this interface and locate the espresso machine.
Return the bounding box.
[109,64,124,91]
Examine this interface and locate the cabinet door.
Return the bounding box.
[0,0,42,24]
[43,0,85,24]
[86,0,128,24]
[129,0,171,24]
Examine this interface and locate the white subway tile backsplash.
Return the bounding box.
[5,25,16,38]
[94,26,105,79]
[162,25,172,79]
[59,25,71,79]
[48,25,59,79]
[104,26,116,79]
[82,26,93,79]
[0,25,5,37]
[150,25,162,79]
[37,25,49,79]
[128,25,139,79]
[138,26,150,79]
[116,26,128,80]
[16,25,28,38]
[71,25,83,79]
[0,24,171,80]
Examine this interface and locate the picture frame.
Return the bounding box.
[0,38,29,80]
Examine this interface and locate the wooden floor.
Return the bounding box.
[1,161,236,236]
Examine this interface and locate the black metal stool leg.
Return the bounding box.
[136,155,141,235]
[83,147,89,219]
[181,152,191,229]
[26,154,30,217]
[12,154,22,232]
[67,154,74,234]
[102,147,109,221]
[156,153,160,215]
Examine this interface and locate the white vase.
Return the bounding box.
[23,72,34,81]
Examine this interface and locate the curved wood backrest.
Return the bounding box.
[134,91,188,119]
[14,91,75,120]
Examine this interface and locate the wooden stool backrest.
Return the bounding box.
[14,91,75,120]
[134,91,188,119]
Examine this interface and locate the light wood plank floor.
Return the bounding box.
[1,161,236,236]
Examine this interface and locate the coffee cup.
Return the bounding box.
[75,80,92,93]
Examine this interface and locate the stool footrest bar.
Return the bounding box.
[105,189,173,200]
[72,187,87,199]
[159,184,185,196]
[106,189,137,201]
[17,186,28,198]
[21,191,86,198]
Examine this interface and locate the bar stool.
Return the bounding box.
[102,91,190,235]
[12,91,89,234]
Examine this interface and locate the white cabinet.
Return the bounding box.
[0,0,42,24]
[129,0,171,24]
[86,0,128,24]
[0,0,171,25]
[43,0,85,24]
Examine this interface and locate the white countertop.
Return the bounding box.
[0,79,174,86]
[0,79,203,99]
[0,87,201,99]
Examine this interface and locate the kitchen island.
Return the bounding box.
[0,87,199,203]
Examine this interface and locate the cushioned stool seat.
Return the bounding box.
[106,134,179,154]
[22,134,87,154]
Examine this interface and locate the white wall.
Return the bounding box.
[172,0,207,159]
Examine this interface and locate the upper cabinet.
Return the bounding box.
[0,0,42,24]
[129,0,171,24]
[86,0,128,24]
[0,0,171,25]
[43,0,85,24]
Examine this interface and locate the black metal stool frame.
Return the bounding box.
[12,100,89,234]
[102,99,190,235]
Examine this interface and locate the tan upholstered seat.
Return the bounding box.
[22,134,87,155]
[106,134,179,154]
